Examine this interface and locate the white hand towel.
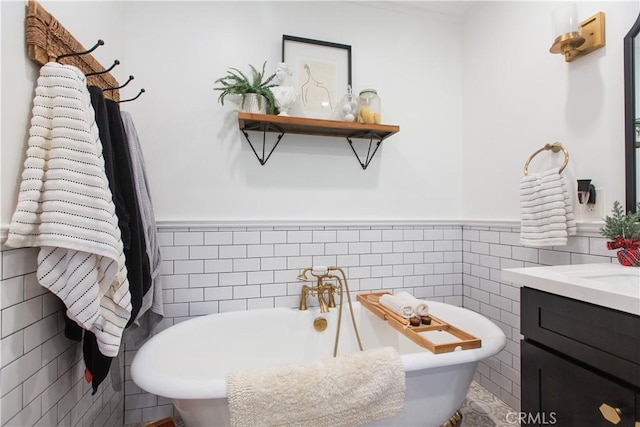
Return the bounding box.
[561,176,577,236]
[394,291,429,316]
[520,169,574,247]
[379,294,414,318]
[521,207,568,221]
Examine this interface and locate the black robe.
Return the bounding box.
[67,87,151,394]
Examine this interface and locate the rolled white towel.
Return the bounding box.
[379,294,413,318]
[395,292,430,317]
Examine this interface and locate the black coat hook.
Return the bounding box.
[119,88,145,103]
[103,75,134,92]
[86,59,120,77]
[56,39,104,62]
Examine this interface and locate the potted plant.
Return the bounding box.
[214,62,277,114]
[601,200,640,266]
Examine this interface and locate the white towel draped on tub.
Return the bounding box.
[520,169,576,247]
[226,346,405,427]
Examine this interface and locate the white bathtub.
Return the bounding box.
[131,299,506,427]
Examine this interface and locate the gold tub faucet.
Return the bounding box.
[296,265,364,357]
[297,266,333,313]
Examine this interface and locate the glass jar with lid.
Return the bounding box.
[357,89,381,124]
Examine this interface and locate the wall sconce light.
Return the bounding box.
[549,5,605,62]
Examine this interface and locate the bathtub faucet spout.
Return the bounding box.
[297,267,333,313]
[317,286,329,313]
[298,283,331,313]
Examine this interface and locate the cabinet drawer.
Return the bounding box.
[522,340,640,426]
[521,287,640,388]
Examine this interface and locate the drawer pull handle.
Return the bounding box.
[599,403,622,424]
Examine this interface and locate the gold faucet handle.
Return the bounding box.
[599,403,622,424]
[299,285,311,311]
[326,283,337,308]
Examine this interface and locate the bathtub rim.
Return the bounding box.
[131,301,507,400]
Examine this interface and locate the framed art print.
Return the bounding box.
[282,35,352,119]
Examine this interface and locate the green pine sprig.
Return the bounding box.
[601,201,640,240]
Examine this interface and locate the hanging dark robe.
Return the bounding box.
[74,86,150,394]
[72,86,119,394]
[104,97,151,321]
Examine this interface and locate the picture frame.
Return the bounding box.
[282,35,352,119]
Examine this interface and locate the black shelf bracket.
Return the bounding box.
[346,131,388,170]
[240,122,285,166]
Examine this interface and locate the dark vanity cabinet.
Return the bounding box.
[521,287,640,426]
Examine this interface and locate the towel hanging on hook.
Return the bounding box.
[56,39,104,63]
[523,142,569,176]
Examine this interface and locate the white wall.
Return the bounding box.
[119,1,465,223]
[462,1,640,221]
[1,0,128,227]
[3,1,640,226]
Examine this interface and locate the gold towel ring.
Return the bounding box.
[523,142,569,176]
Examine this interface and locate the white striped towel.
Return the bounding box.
[561,176,577,236]
[5,62,131,357]
[520,169,576,247]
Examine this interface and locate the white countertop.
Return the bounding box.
[501,263,640,316]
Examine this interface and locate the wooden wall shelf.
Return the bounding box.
[237,113,400,169]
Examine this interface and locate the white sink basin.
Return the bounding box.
[576,272,640,287]
[502,263,640,315]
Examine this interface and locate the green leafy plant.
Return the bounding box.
[214,62,277,114]
[601,201,640,241]
[635,118,640,138]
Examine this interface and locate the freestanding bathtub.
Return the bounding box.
[131,298,506,427]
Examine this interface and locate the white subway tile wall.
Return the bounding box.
[462,225,615,412]
[0,245,125,427]
[123,224,464,423]
[0,222,617,425]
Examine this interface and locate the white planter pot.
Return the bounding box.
[242,93,267,114]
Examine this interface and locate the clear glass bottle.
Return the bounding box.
[330,85,359,122]
[357,89,381,124]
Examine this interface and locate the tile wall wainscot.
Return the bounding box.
[0,220,615,425]
[0,244,125,427]
[462,222,616,412]
[123,221,465,424]
[124,220,615,423]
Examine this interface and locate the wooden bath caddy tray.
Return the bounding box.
[357,292,482,354]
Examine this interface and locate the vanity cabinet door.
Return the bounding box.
[522,340,638,426]
[521,287,640,387]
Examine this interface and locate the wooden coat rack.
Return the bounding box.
[25,0,120,101]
